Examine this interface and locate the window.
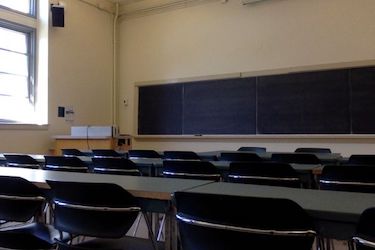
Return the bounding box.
[0,0,42,124]
[0,0,35,16]
[0,22,35,123]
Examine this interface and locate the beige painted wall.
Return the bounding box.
[118,0,375,156]
[0,0,114,154]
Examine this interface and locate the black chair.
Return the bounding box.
[173,192,316,250]
[237,147,266,153]
[163,160,221,181]
[163,151,200,160]
[227,161,301,188]
[219,152,262,162]
[47,180,158,250]
[353,207,375,250]
[0,176,62,249]
[91,158,141,176]
[61,148,89,157]
[92,149,124,158]
[128,150,161,159]
[4,154,41,169]
[348,155,375,165]
[44,156,88,173]
[295,148,332,153]
[320,165,375,193]
[271,153,321,164]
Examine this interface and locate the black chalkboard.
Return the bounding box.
[257,70,350,134]
[137,65,375,135]
[351,67,375,133]
[183,78,256,134]
[138,84,183,135]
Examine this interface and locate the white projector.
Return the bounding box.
[71,126,118,137]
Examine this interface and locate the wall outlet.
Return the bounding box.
[65,106,74,122]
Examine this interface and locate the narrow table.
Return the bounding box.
[0,166,214,250]
[183,182,375,240]
[198,150,343,164]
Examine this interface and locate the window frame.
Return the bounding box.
[0,19,36,105]
[0,0,38,124]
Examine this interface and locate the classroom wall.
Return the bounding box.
[0,0,114,154]
[118,0,375,156]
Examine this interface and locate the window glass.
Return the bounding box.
[0,27,28,53]
[0,24,34,123]
[0,0,32,14]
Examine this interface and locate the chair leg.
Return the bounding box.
[157,214,166,241]
[143,212,159,250]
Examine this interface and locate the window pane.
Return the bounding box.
[0,50,28,76]
[0,95,34,123]
[0,0,30,14]
[0,27,27,53]
[0,73,28,98]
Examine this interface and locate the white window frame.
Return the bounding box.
[0,0,48,128]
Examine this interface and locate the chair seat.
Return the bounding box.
[58,237,165,250]
[0,222,65,249]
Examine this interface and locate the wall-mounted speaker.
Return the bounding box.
[51,5,65,27]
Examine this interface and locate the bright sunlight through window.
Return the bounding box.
[0,0,31,14]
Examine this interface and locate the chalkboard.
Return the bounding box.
[183,78,256,134]
[257,70,350,134]
[138,84,183,135]
[351,67,375,133]
[137,65,375,135]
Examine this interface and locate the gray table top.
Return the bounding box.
[0,166,213,200]
[183,182,375,224]
[198,150,343,162]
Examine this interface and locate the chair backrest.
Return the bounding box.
[228,161,301,188]
[271,153,321,164]
[320,165,375,193]
[61,148,86,157]
[91,158,140,176]
[174,192,315,250]
[128,150,161,159]
[295,148,332,153]
[4,154,40,169]
[47,181,140,238]
[91,149,124,158]
[348,155,375,165]
[44,156,88,173]
[353,207,375,250]
[220,152,262,162]
[163,151,200,160]
[163,160,221,181]
[237,147,266,153]
[0,176,45,222]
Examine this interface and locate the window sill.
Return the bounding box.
[0,123,49,130]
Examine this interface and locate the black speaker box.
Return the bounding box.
[51,5,64,27]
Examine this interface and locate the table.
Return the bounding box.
[183,182,375,240]
[0,166,213,250]
[198,150,343,164]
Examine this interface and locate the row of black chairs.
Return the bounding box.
[3,155,141,175]
[6,153,375,192]
[62,147,375,166]
[2,175,375,250]
[0,176,158,250]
